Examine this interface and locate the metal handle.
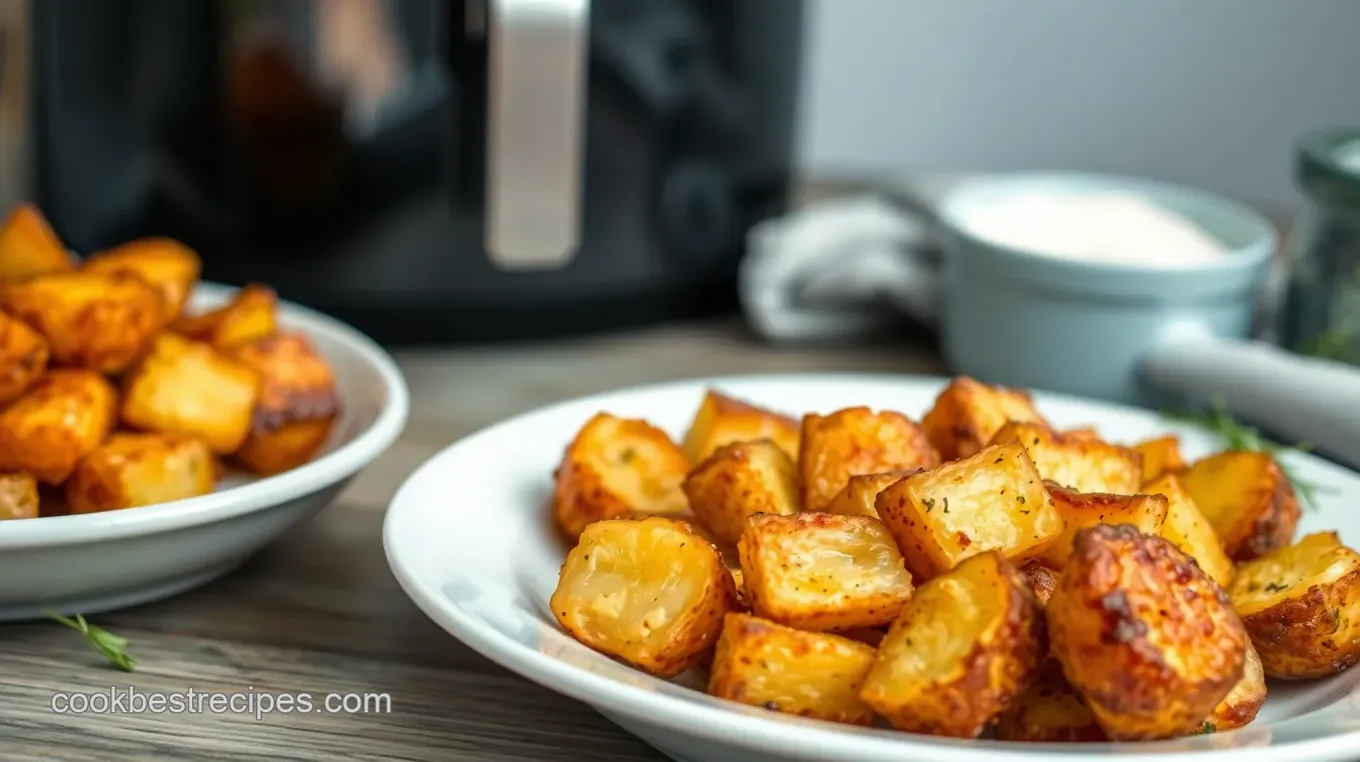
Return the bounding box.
[483,0,590,270]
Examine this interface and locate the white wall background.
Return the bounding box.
[795,0,1360,209]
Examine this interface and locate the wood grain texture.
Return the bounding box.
[0,320,944,760]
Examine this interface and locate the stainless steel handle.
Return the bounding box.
[484,0,590,270]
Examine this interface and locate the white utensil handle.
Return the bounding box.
[1140,333,1360,464]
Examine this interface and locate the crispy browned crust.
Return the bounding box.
[799,407,939,514]
[1020,560,1059,607]
[681,439,799,545]
[1238,568,1360,679]
[1239,470,1302,562]
[1181,451,1300,562]
[0,312,48,406]
[0,271,164,373]
[920,376,1048,461]
[1210,642,1266,730]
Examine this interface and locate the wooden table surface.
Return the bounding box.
[0,321,945,762]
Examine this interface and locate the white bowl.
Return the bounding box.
[0,283,408,621]
[384,374,1360,762]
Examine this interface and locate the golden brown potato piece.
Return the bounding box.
[990,421,1141,495]
[1209,642,1266,731]
[1180,451,1300,561]
[0,311,48,406]
[995,660,1106,742]
[0,472,39,520]
[1134,435,1185,484]
[1147,473,1236,589]
[708,613,877,725]
[0,271,164,373]
[83,238,202,323]
[227,332,340,474]
[920,376,1049,461]
[859,551,1043,738]
[799,407,939,513]
[0,370,116,484]
[822,469,918,519]
[171,283,278,351]
[738,513,914,631]
[875,443,1064,580]
[681,390,801,463]
[120,333,260,455]
[551,517,735,677]
[682,439,799,546]
[552,413,691,540]
[66,433,218,513]
[1020,561,1059,607]
[0,203,76,282]
[1047,524,1248,741]
[1038,483,1168,568]
[1228,531,1360,679]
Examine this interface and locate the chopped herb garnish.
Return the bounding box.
[1263,582,1288,593]
[46,611,136,672]
[1333,609,1344,633]
[1016,495,1026,505]
[1197,721,1216,735]
[942,497,950,514]
[922,498,936,513]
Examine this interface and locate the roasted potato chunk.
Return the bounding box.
[823,470,918,520]
[799,407,938,513]
[1047,524,1248,740]
[995,660,1106,742]
[681,389,800,463]
[1020,560,1059,607]
[1209,641,1266,731]
[0,203,75,282]
[0,271,164,373]
[551,517,734,677]
[228,332,340,474]
[0,311,48,406]
[552,413,691,540]
[990,421,1141,495]
[66,433,218,513]
[83,238,202,323]
[1134,435,1185,484]
[682,439,799,546]
[875,443,1064,580]
[708,613,877,725]
[1181,451,1300,561]
[0,370,116,484]
[1228,531,1360,679]
[120,333,260,455]
[1038,483,1168,568]
[859,551,1043,738]
[0,472,39,520]
[921,376,1049,461]
[171,283,278,351]
[1147,473,1236,589]
[738,513,914,631]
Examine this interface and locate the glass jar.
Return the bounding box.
[1278,129,1360,364]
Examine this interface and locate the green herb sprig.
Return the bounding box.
[46,611,136,672]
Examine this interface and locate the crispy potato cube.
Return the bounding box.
[1209,641,1266,731]
[738,513,914,631]
[990,421,1141,495]
[1147,473,1236,589]
[921,376,1049,461]
[0,311,48,406]
[66,433,218,513]
[681,390,801,463]
[1038,483,1168,568]
[1020,560,1059,606]
[823,470,918,519]
[682,439,799,546]
[875,443,1064,580]
[0,271,164,373]
[1228,531,1360,679]
[551,517,734,677]
[707,613,877,725]
[227,332,340,474]
[120,333,260,455]
[0,203,75,282]
[1134,435,1185,484]
[0,472,38,520]
[0,370,116,484]
[552,413,691,540]
[995,660,1106,742]
[1047,524,1248,740]
[171,283,278,351]
[1180,451,1300,561]
[859,551,1043,738]
[83,238,202,323]
[800,407,938,513]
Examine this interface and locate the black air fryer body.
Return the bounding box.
[30,0,803,344]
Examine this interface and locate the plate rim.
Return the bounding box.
[0,282,410,550]
[383,372,1360,762]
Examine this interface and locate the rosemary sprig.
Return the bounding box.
[45,611,136,672]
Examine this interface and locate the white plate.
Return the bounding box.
[0,282,409,621]
[384,374,1360,762]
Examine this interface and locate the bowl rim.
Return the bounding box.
[0,282,410,550]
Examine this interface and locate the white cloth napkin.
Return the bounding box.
[738,194,942,343]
